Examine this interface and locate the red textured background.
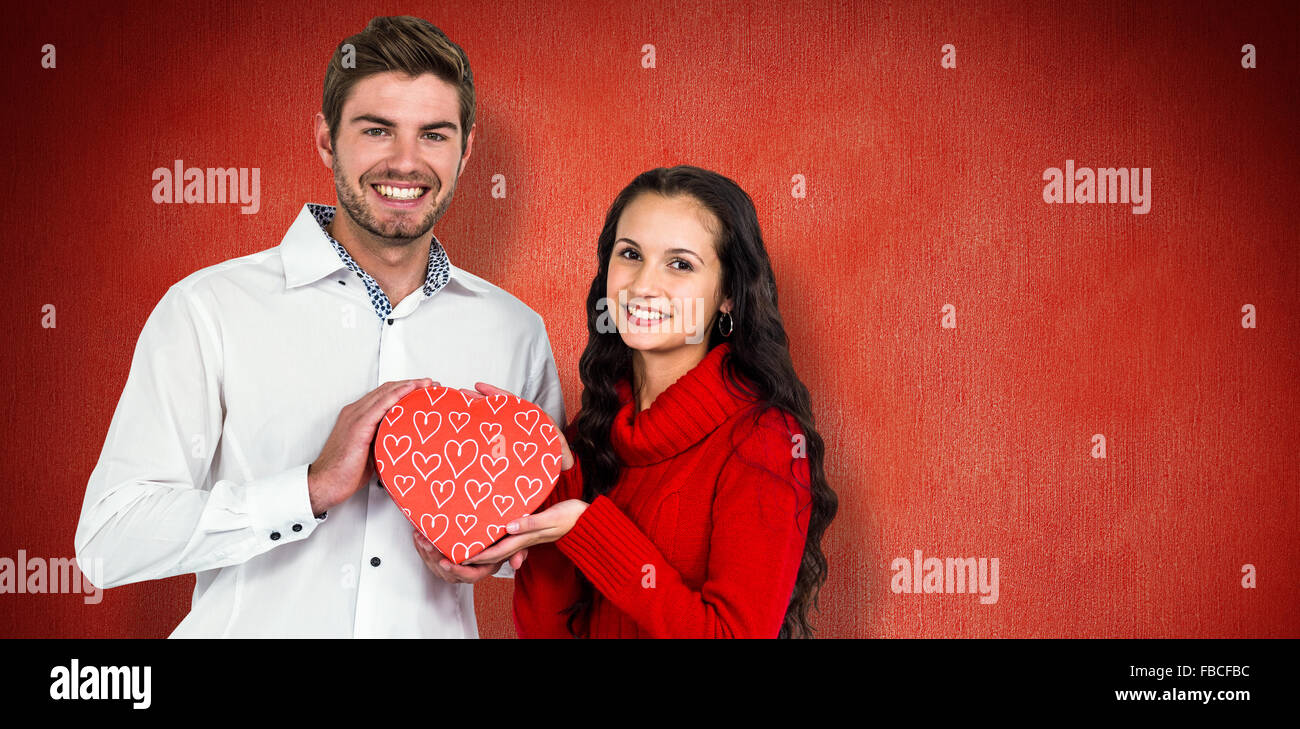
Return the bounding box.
[1,0,1296,638]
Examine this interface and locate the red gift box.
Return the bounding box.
[373,386,563,564]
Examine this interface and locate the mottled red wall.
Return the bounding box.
[1,0,1295,638]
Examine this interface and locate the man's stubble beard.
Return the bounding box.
[333,161,458,245]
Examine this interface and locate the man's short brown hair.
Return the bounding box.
[323,16,475,153]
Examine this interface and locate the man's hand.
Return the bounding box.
[307,378,436,515]
[412,529,528,584]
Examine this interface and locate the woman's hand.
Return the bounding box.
[464,499,589,565]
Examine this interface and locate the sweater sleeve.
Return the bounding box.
[554,408,813,638]
[512,428,585,638]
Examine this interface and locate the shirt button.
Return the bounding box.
[292,523,303,532]
[270,531,281,541]
[386,318,394,325]
[338,280,346,286]
[370,557,382,567]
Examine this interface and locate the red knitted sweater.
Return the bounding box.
[512,342,813,638]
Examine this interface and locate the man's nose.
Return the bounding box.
[387,133,424,177]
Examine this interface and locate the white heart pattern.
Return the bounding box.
[383,433,412,465]
[515,475,543,505]
[455,513,478,536]
[513,441,538,466]
[393,474,416,497]
[384,405,404,427]
[444,439,480,478]
[514,410,539,435]
[412,452,441,480]
[420,513,449,542]
[465,480,492,509]
[479,422,502,445]
[492,494,515,516]
[452,542,485,564]
[539,423,559,445]
[479,454,508,482]
[430,480,455,509]
[540,452,561,483]
[413,411,442,443]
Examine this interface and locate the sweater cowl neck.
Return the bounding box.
[610,343,763,466]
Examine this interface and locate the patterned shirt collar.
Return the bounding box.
[306,203,451,319]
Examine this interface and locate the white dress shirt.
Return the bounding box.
[74,203,565,637]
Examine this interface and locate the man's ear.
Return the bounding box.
[313,112,334,169]
[456,124,476,179]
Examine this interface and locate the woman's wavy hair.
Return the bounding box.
[565,165,837,638]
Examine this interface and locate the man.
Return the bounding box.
[74,16,564,637]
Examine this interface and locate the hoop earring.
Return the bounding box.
[718,311,734,337]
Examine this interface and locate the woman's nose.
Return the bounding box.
[629,265,665,300]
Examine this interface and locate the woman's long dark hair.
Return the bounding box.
[565,165,837,638]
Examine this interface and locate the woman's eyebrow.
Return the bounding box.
[615,238,704,263]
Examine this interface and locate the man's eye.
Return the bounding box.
[424,132,446,141]
[364,128,388,137]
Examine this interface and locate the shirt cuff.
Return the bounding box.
[243,463,318,546]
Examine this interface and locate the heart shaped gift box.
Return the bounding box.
[373,386,564,564]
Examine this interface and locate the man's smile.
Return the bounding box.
[370,181,431,205]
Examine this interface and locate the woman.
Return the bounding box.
[460,165,836,637]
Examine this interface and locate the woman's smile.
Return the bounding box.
[625,302,673,326]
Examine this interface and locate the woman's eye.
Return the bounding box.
[617,248,639,260]
[670,259,693,272]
